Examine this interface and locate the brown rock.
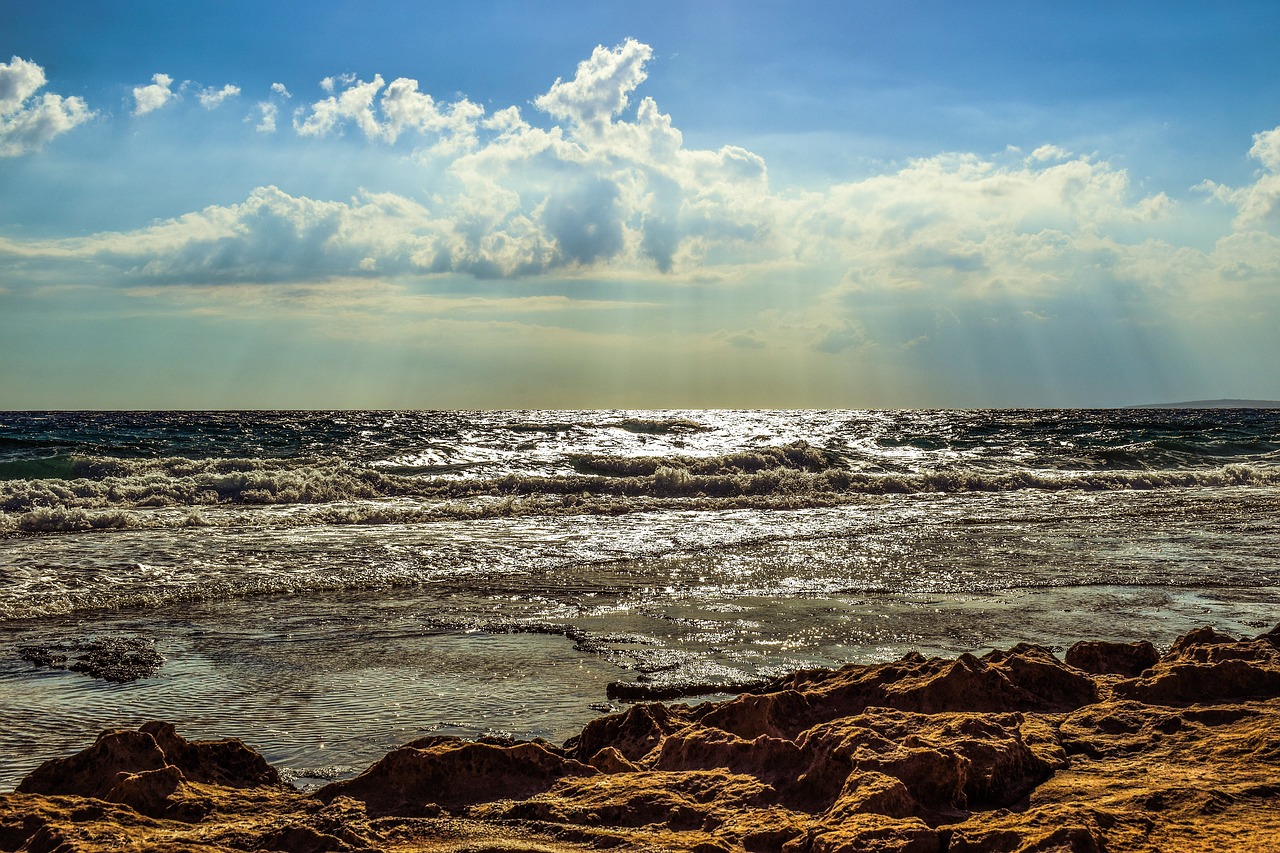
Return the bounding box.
[7,626,1280,853]
[315,738,597,816]
[587,746,638,774]
[1115,657,1280,705]
[794,816,944,853]
[1167,625,1239,655]
[564,701,691,763]
[138,720,281,788]
[755,644,1096,738]
[16,729,168,801]
[1065,639,1160,677]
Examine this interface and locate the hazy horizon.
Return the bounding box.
[4,3,1280,409]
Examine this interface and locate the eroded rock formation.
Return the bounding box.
[4,625,1280,852]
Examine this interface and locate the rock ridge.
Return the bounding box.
[4,625,1280,851]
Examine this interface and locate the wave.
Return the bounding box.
[608,417,710,435]
[3,452,1280,540]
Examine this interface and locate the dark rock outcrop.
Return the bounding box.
[15,722,282,819]
[314,738,598,816]
[1065,639,1159,677]
[17,637,164,682]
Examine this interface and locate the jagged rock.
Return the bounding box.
[1113,626,1280,705]
[1065,639,1160,677]
[790,814,943,853]
[314,738,597,816]
[15,722,282,820]
[17,637,164,682]
[6,625,1280,852]
[16,729,168,801]
[587,746,638,773]
[138,720,280,788]
[564,701,691,763]
[750,644,1096,738]
[484,769,779,832]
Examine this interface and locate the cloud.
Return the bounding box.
[270,82,291,98]
[255,102,278,133]
[133,73,176,115]
[812,320,867,354]
[0,36,1268,374]
[197,84,240,110]
[0,56,93,156]
[293,72,484,153]
[1198,126,1280,231]
[533,38,652,129]
[720,329,768,349]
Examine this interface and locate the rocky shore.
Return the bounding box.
[4,624,1280,852]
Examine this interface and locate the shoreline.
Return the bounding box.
[4,623,1280,851]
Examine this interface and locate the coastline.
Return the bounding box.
[5,623,1280,852]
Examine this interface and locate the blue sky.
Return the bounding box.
[3,2,1280,408]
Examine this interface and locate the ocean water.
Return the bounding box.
[2,409,1278,789]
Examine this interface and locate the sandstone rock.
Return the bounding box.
[16,729,168,801]
[1065,639,1159,677]
[7,626,1280,853]
[315,738,597,816]
[1115,657,1280,705]
[587,746,638,774]
[15,722,283,821]
[753,644,1096,738]
[138,720,281,788]
[564,701,691,763]
[790,814,943,853]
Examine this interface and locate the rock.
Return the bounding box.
[17,729,169,800]
[564,701,691,763]
[7,626,1280,852]
[1065,639,1160,677]
[791,814,943,853]
[314,738,598,816]
[1112,628,1280,706]
[15,722,282,820]
[750,644,1096,737]
[1167,626,1239,655]
[138,720,281,788]
[17,637,164,682]
[587,746,639,774]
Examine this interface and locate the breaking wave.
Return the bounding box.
[3,442,1279,539]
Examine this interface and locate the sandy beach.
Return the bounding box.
[5,622,1280,852]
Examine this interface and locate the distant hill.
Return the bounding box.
[1131,399,1280,409]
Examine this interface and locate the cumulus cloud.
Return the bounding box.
[1197,126,1280,231]
[533,38,652,129]
[133,73,176,115]
[255,102,278,133]
[0,34,1258,361]
[197,84,240,109]
[293,71,484,154]
[0,56,92,156]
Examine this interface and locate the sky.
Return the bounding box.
[3,1,1280,409]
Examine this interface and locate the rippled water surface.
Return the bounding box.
[2,409,1279,789]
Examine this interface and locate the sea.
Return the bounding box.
[2,409,1278,790]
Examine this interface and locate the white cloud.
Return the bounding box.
[533,38,652,129]
[0,36,1269,376]
[255,102,278,133]
[1029,144,1072,162]
[270,82,291,98]
[293,72,485,154]
[133,73,176,115]
[197,84,240,110]
[0,56,93,156]
[1195,125,1280,231]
